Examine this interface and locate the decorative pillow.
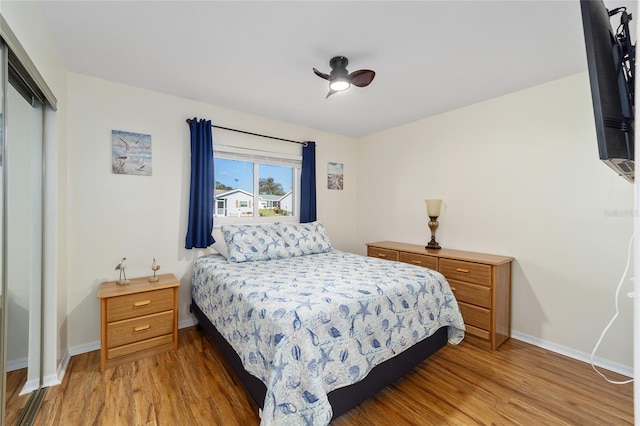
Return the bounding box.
[278,221,332,256]
[211,227,229,258]
[221,223,291,263]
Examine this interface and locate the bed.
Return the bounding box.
[191,222,465,426]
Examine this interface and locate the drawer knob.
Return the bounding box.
[378,254,387,258]
[133,300,151,308]
[456,268,469,274]
[411,260,422,265]
[134,324,150,333]
[450,287,457,292]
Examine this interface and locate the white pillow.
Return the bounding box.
[278,221,332,256]
[211,227,229,258]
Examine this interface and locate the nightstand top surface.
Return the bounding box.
[97,273,180,299]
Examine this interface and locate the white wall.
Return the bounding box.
[357,73,634,371]
[65,72,358,349]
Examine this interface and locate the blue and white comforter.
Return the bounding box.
[192,250,465,426]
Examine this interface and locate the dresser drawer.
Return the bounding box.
[399,252,437,270]
[458,301,491,331]
[107,288,174,322]
[367,247,399,261]
[439,258,491,287]
[449,279,491,308]
[107,310,174,348]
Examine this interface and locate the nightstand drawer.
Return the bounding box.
[367,247,399,261]
[107,311,174,348]
[458,301,491,331]
[464,324,491,341]
[107,288,174,322]
[107,334,174,360]
[399,252,437,270]
[439,259,491,287]
[449,279,491,308]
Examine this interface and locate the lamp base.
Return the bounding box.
[425,241,441,250]
[426,216,441,250]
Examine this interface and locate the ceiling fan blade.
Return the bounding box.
[313,68,331,80]
[348,69,375,87]
[326,89,338,99]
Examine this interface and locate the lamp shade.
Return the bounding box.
[426,199,442,217]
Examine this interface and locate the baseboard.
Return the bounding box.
[6,356,27,372]
[511,331,633,378]
[68,340,100,357]
[179,316,198,329]
[19,378,39,396]
[44,348,70,388]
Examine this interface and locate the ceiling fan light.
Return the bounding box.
[329,79,350,91]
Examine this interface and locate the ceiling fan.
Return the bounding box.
[313,56,376,98]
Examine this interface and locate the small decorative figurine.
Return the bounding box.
[115,257,130,285]
[149,258,161,282]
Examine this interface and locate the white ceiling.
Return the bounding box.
[35,0,637,138]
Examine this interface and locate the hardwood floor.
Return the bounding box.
[5,367,29,425]
[14,326,632,425]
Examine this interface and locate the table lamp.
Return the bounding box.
[425,199,442,250]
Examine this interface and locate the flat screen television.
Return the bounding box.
[580,0,635,182]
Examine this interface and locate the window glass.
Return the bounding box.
[259,164,294,217]
[214,158,254,217]
[214,149,300,223]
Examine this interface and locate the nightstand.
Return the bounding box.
[97,273,180,371]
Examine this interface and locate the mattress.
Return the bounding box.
[192,250,465,425]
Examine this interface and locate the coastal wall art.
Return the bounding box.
[327,161,343,190]
[111,130,152,176]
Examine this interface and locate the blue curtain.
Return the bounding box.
[300,141,317,223]
[185,118,215,249]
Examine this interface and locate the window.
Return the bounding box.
[214,145,301,224]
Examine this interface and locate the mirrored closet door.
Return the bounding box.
[4,69,45,424]
[0,22,57,425]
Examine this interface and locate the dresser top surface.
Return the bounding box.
[367,241,514,265]
[97,273,180,299]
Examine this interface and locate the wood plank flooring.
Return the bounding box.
[9,326,632,425]
[5,367,29,425]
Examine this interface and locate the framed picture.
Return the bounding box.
[327,162,344,190]
[112,130,152,176]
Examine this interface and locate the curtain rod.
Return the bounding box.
[186,119,306,146]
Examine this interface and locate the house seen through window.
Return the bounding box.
[214,147,300,223]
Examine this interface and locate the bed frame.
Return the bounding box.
[191,301,448,420]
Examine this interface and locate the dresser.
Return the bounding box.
[366,241,514,351]
[97,273,180,371]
